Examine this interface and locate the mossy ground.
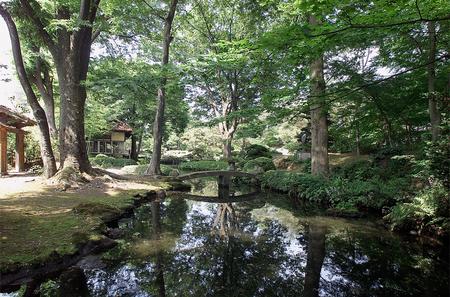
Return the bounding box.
[0,174,171,273]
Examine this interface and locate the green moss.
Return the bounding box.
[73,202,122,221]
[0,186,161,272]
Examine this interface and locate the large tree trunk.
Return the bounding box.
[427,21,441,141]
[0,5,57,178]
[147,0,178,175]
[302,224,327,297]
[20,0,100,175]
[309,16,329,177]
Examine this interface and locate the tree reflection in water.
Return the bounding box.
[151,201,166,297]
[303,224,327,297]
[70,181,448,297]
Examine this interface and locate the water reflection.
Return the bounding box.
[303,224,327,297]
[211,203,238,238]
[2,180,447,297]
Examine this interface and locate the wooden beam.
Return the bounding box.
[0,122,22,133]
[0,128,7,175]
[15,131,24,172]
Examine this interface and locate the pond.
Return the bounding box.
[2,178,449,296]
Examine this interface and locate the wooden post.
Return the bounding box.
[15,131,25,172]
[0,128,7,175]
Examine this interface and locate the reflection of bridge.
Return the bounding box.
[178,170,257,181]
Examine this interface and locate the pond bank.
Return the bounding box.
[0,173,186,290]
[0,189,164,292]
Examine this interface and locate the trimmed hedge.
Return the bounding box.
[241,144,272,160]
[91,154,137,168]
[178,160,228,171]
[121,164,173,176]
[243,157,276,173]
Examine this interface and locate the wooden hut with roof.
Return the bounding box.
[0,105,36,175]
[86,121,133,157]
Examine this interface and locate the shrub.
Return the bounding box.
[241,144,272,160]
[261,171,329,203]
[426,139,450,187]
[178,160,228,171]
[121,164,173,175]
[261,170,411,211]
[333,159,376,179]
[91,154,137,168]
[385,183,449,232]
[243,157,276,173]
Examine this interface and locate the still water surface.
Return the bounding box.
[3,178,449,296]
[83,179,449,297]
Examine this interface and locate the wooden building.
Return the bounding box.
[0,105,36,176]
[87,121,133,157]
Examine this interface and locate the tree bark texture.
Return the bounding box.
[34,56,58,139]
[309,15,329,177]
[20,0,100,173]
[0,4,57,178]
[147,0,178,175]
[427,21,441,141]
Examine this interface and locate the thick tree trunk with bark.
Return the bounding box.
[309,16,329,177]
[147,0,178,175]
[0,5,57,178]
[427,21,441,141]
[20,0,100,175]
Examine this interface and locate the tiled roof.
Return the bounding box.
[112,121,133,132]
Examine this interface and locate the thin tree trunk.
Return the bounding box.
[0,5,57,178]
[131,134,138,161]
[223,135,233,160]
[137,131,143,157]
[309,15,329,177]
[355,125,360,156]
[34,58,58,139]
[427,21,440,141]
[147,0,178,175]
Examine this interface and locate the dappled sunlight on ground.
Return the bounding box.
[0,170,164,271]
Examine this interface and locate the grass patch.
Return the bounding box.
[0,180,163,272]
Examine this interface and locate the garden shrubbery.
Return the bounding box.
[91,154,137,168]
[121,164,173,175]
[241,144,272,160]
[261,167,412,212]
[178,160,228,171]
[385,183,449,234]
[243,157,276,173]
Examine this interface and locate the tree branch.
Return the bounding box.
[19,0,57,57]
[307,14,450,38]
